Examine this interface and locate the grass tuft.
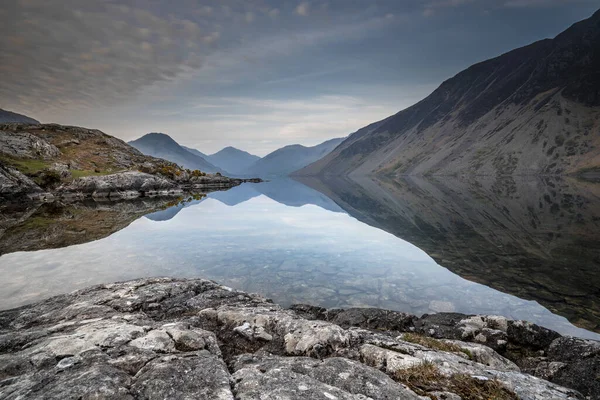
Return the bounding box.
[394,362,517,400]
[401,333,472,359]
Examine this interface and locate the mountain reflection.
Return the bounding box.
[0,177,599,340]
[298,175,600,334]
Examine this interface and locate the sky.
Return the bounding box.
[1,0,598,156]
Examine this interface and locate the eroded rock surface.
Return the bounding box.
[0,278,595,399]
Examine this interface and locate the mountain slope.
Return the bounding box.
[247,137,345,177]
[181,146,209,160]
[129,133,224,173]
[206,146,260,175]
[0,108,39,124]
[298,9,600,177]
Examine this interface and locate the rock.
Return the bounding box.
[56,171,179,199]
[430,392,462,400]
[359,343,424,372]
[0,164,43,197]
[131,354,234,400]
[231,354,423,399]
[129,329,175,353]
[0,131,61,159]
[0,278,590,400]
[507,319,561,351]
[441,340,519,371]
[49,163,71,179]
[327,307,415,332]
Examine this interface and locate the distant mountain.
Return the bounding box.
[297,9,600,177]
[246,137,345,178]
[205,147,260,175]
[0,108,39,124]
[181,146,210,160]
[128,133,224,173]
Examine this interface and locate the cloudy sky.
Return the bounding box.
[1,0,598,155]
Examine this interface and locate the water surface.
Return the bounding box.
[0,178,598,340]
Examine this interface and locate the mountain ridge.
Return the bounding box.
[296,9,600,178]
[0,108,39,124]
[128,133,225,174]
[205,146,260,175]
[247,137,345,177]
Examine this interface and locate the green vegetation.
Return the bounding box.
[39,170,62,188]
[0,156,50,175]
[189,169,207,177]
[393,362,517,400]
[401,333,472,359]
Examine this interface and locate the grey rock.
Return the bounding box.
[131,354,234,400]
[0,131,61,159]
[328,307,416,332]
[507,319,561,351]
[56,171,178,199]
[129,329,175,353]
[0,278,591,399]
[0,165,43,197]
[232,354,422,399]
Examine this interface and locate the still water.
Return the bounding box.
[0,177,598,340]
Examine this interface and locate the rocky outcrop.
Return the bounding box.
[297,9,600,178]
[0,123,261,200]
[0,277,596,399]
[56,171,181,200]
[0,165,44,198]
[0,131,61,159]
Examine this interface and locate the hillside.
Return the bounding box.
[206,146,260,175]
[297,9,600,178]
[129,133,224,174]
[0,123,251,199]
[246,137,345,178]
[0,123,160,192]
[181,146,209,159]
[0,108,39,124]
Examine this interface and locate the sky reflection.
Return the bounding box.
[0,182,598,340]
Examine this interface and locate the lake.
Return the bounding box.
[1,176,599,340]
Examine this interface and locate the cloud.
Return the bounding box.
[423,0,475,16]
[0,0,218,115]
[295,2,310,17]
[268,8,280,18]
[422,0,594,15]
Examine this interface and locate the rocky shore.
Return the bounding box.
[0,123,261,201]
[1,278,598,399]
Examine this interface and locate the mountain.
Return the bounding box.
[246,137,345,178]
[297,10,600,178]
[0,108,39,124]
[128,133,224,173]
[181,146,209,160]
[205,146,260,175]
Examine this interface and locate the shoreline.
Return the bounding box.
[1,277,597,399]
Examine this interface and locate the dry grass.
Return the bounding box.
[402,333,472,359]
[394,362,517,400]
